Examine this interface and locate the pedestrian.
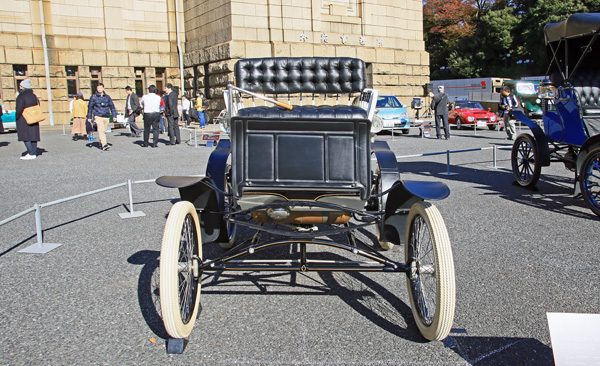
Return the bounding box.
[0,99,4,133]
[140,85,162,148]
[181,94,191,127]
[431,85,450,140]
[15,79,41,160]
[159,90,166,134]
[71,92,88,140]
[195,91,208,128]
[164,83,181,145]
[69,95,75,115]
[124,86,142,137]
[87,83,117,151]
[500,86,521,140]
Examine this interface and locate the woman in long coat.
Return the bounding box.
[15,79,41,160]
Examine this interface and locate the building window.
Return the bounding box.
[66,66,79,98]
[134,67,145,97]
[156,68,165,92]
[90,67,102,95]
[14,65,28,91]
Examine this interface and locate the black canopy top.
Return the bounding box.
[544,13,600,44]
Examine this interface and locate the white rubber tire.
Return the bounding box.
[160,201,202,339]
[405,201,455,341]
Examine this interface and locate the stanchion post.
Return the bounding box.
[19,204,62,254]
[119,179,146,219]
[439,150,459,176]
[487,145,501,169]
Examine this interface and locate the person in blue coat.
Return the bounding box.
[87,83,117,151]
[15,79,41,160]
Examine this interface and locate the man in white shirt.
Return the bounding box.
[181,94,191,127]
[140,85,162,147]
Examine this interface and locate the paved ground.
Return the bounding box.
[0,124,598,365]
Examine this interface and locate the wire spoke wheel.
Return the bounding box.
[160,201,202,339]
[511,134,541,188]
[405,202,455,341]
[580,146,600,217]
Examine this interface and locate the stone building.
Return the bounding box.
[0,0,428,125]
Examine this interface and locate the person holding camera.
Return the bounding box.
[87,83,117,151]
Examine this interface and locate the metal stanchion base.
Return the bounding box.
[19,243,62,254]
[439,172,459,176]
[119,211,146,219]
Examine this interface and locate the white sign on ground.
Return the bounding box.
[547,312,600,366]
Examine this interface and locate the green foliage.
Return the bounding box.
[424,0,600,79]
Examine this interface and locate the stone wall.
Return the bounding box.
[183,0,430,117]
[0,0,430,124]
[0,0,182,125]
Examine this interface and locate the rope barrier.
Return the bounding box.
[0,178,156,254]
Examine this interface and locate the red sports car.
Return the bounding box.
[448,101,501,130]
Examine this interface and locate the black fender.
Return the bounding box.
[371,141,400,243]
[156,176,223,244]
[512,111,551,167]
[381,180,450,245]
[206,139,231,196]
[372,141,450,245]
[578,134,600,170]
[205,139,232,243]
[574,135,600,195]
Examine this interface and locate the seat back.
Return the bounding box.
[234,57,367,95]
[570,73,600,115]
[230,117,371,200]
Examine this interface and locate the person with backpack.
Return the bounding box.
[87,83,117,151]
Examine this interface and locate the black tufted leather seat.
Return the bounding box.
[571,73,600,115]
[230,57,372,199]
[234,57,368,119]
[235,57,367,95]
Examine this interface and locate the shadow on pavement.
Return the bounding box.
[397,160,597,221]
[127,250,168,339]
[447,335,554,365]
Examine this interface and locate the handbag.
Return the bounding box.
[23,104,45,125]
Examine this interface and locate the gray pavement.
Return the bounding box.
[0,124,598,365]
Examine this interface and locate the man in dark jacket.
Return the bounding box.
[431,85,450,139]
[164,83,181,145]
[124,86,141,137]
[87,83,117,151]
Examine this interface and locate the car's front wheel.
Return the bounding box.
[455,117,463,130]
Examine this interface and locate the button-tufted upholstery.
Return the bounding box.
[570,73,600,115]
[235,57,367,95]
